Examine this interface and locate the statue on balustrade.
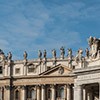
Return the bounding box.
[88,36,100,59]
[52,49,56,58]
[23,51,28,60]
[85,48,89,59]
[7,52,12,60]
[60,46,65,59]
[67,48,73,68]
[75,48,85,63]
[43,50,47,58]
[38,50,42,59]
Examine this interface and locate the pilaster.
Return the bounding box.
[74,85,83,100]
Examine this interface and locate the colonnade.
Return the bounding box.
[3,83,100,100]
[27,84,72,100]
[0,84,73,100]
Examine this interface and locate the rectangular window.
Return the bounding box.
[0,66,2,74]
[15,68,20,74]
[28,66,35,73]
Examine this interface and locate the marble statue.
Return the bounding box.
[43,50,47,58]
[52,49,56,58]
[60,46,65,58]
[85,48,89,58]
[88,36,94,48]
[88,36,100,59]
[23,51,27,60]
[7,52,12,60]
[75,48,84,63]
[67,48,73,68]
[38,50,42,58]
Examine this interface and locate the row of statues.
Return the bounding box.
[0,37,99,62]
[38,46,66,59]
[23,47,65,60]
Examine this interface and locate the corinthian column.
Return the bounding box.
[67,84,71,100]
[21,86,26,100]
[83,87,87,100]
[51,85,55,100]
[37,85,41,100]
[41,85,45,100]
[64,85,67,100]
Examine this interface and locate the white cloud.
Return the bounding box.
[0,0,99,59]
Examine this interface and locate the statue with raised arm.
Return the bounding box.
[43,50,47,58]
[23,51,27,60]
[38,50,42,58]
[52,49,56,58]
[7,52,12,60]
[60,46,65,59]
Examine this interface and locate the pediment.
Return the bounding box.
[40,64,72,76]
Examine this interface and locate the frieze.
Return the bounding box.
[13,77,73,85]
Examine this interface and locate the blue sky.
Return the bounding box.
[0,0,100,60]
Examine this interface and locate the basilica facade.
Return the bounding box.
[0,36,100,100]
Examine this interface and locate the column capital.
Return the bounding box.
[36,85,41,89]
[5,85,11,90]
[64,84,67,88]
[41,84,45,89]
[20,85,26,90]
[67,84,71,88]
[50,84,56,89]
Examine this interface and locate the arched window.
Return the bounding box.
[15,90,20,100]
[31,89,36,100]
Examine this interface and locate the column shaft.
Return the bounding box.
[67,84,71,100]
[51,85,55,100]
[64,85,67,100]
[37,85,41,100]
[21,86,26,100]
[41,85,45,100]
[87,92,92,100]
[83,88,87,100]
